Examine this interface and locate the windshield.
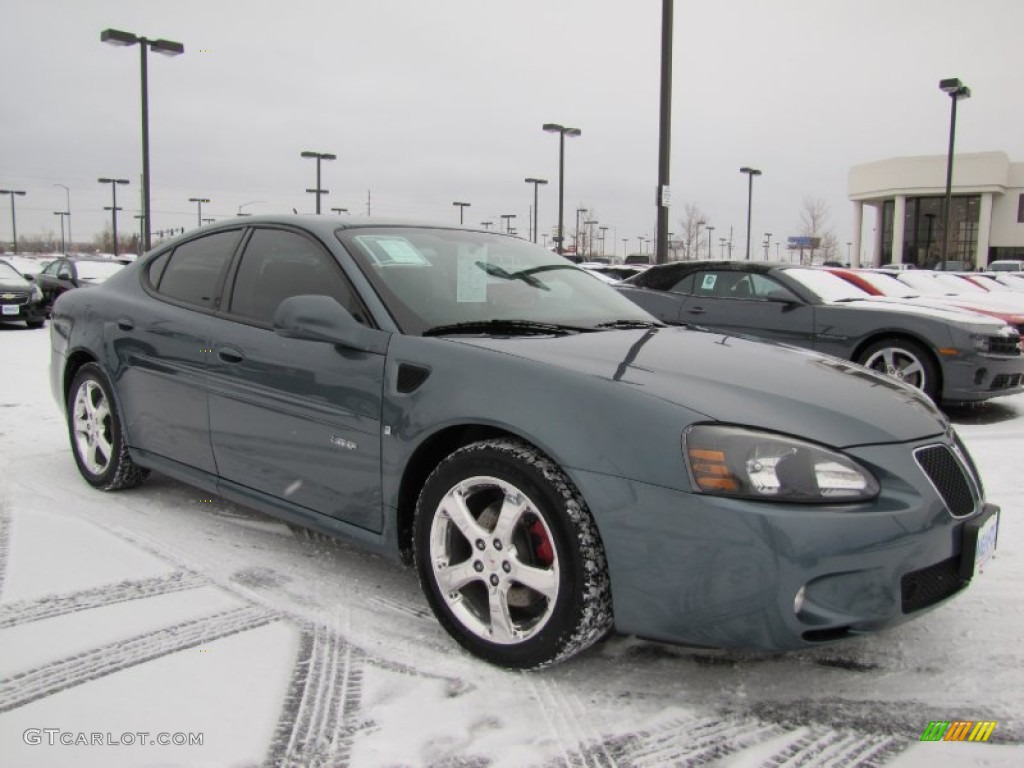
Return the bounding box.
[894,272,956,296]
[337,227,655,334]
[785,268,868,301]
[0,262,25,280]
[75,261,124,281]
[852,271,918,298]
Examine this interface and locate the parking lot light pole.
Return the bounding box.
[542,123,581,254]
[939,77,971,271]
[0,189,26,253]
[764,232,772,260]
[53,211,69,253]
[300,150,336,214]
[99,178,130,257]
[237,200,264,217]
[524,178,548,242]
[452,201,470,224]
[500,214,516,234]
[188,196,210,228]
[101,28,184,253]
[706,226,715,259]
[739,167,762,260]
[584,219,598,259]
[55,183,72,251]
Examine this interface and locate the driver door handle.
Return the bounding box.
[218,347,245,364]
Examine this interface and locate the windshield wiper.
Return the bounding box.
[593,319,665,329]
[423,319,593,337]
[475,262,549,290]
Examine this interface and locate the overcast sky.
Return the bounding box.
[3,0,1022,257]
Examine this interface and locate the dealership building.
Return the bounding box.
[848,151,1024,268]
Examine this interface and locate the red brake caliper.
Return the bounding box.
[528,520,554,566]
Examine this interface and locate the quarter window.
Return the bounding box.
[153,230,241,308]
[227,228,366,325]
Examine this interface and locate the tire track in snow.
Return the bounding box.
[616,715,785,767]
[0,605,279,713]
[0,570,207,629]
[759,728,907,768]
[529,676,619,767]
[0,502,11,600]
[263,624,367,768]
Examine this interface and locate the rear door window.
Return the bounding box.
[152,230,242,308]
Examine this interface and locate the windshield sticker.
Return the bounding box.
[456,248,488,303]
[701,273,717,292]
[356,236,430,266]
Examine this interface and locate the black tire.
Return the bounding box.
[26,320,44,329]
[67,363,148,491]
[414,438,613,668]
[857,337,940,402]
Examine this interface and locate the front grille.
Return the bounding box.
[914,444,977,517]
[987,335,1021,356]
[901,555,967,613]
[990,373,1023,390]
[0,293,29,306]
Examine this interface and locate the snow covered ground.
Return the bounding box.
[0,323,1021,768]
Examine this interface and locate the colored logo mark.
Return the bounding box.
[920,721,996,742]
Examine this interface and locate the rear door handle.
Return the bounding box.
[218,347,245,364]
[116,317,134,331]
[687,306,706,315]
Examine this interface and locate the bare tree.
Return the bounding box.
[797,196,839,262]
[676,203,710,260]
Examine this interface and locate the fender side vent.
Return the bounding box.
[396,363,431,393]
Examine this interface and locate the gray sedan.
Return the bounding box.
[50,218,999,667]
[618,261,1024,404]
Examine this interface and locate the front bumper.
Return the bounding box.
[572,438,994,650]
[0,299,46,324]
[941,351,1024,402]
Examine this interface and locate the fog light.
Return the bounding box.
[793,586,806,614]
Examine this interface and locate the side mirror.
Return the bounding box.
[273,295,389,355]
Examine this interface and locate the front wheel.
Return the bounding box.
[67,363,148,490]
[414,438,613,668]
[857,338,940,402]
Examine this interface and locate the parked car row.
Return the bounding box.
[616,260,1024,405]
[49,216,1000,667]
[0,256,126,326]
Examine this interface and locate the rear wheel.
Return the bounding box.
[67,363,147,490]
[857,338,940,402]
[414,438,612,668]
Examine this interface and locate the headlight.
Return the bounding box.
[30,284,43,301]
[683,424,880,503]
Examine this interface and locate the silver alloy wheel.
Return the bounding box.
[862,345,927,391]
[429,475,560,645]
[72,379,114,476]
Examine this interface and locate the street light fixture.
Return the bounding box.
[524,178,548,243]
[101,28,184,253]
[0,189,26,253]
[300,150,336,214]
[237,200,264,217]
[330,207,349,215]
[188,196,210,228]
[452,201,470,225]
[739,166,762,260]
[939,77,971,271]
[481,221,493,230]
[542,123,581,254]
[99,178,130,257]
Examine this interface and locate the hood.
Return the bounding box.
[0,275,32,291]
[833,297,1008,327]
[455,327,947,448]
